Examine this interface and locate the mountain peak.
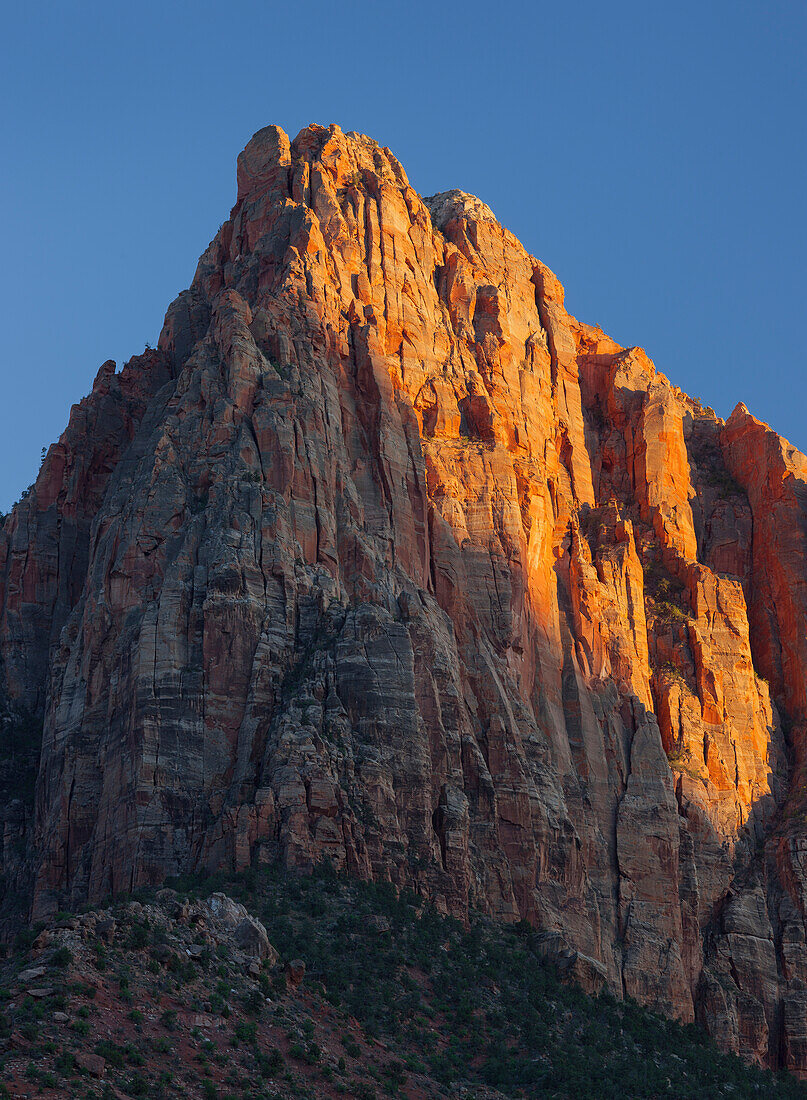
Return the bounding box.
[3,123,807,1078]
[423,189,498,231]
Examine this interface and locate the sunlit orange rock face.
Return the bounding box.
[1,123,807,1070]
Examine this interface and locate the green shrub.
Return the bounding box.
[126,1042,145,1066]
[55,1050,75,1075]
[232,1019,257,1045]
[50,945,72,968]
[125,1072,148,1097]
[243,987,264,1015]
[127,922,150,950]
[342,1036,361,1059]
[653,599,689,624]
[95,1041,125,1069]
[289,1041,320,1065]
[256,1047,284,1077]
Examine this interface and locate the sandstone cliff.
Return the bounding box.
[1,123,806,1072]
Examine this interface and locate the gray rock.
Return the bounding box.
[206,893,249,931]
[232,916,275,962]
[17,966,46,984]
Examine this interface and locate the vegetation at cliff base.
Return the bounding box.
[0,862,804,1099]
[182,864,806,1099]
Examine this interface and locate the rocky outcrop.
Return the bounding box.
[1,122,807,1072]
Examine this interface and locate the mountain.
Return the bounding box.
[2,122,807,1075]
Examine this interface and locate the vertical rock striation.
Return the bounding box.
[1,122,806,1071]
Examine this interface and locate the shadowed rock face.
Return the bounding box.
[1,122,807,1071]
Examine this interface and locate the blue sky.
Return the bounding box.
[1,0,805,512]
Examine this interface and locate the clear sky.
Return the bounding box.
[1,1,805,512]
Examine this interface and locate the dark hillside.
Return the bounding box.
[1,865,804,1099]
